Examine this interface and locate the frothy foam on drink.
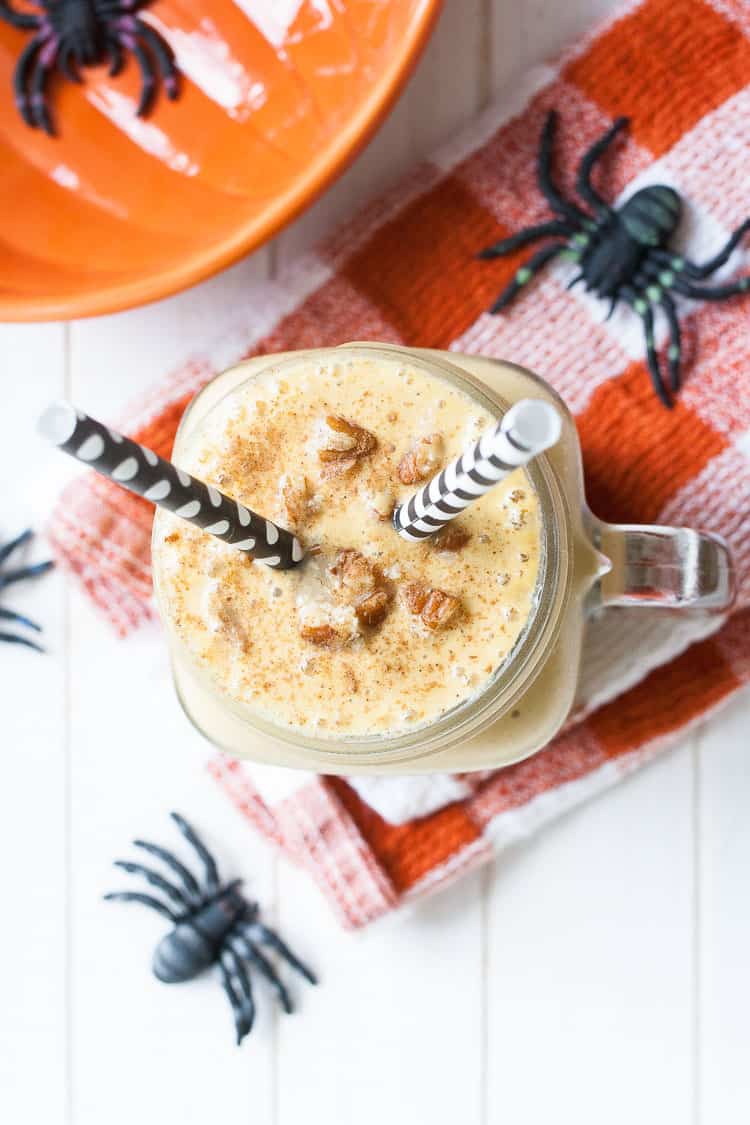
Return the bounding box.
[153,354,543,739]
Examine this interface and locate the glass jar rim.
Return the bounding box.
[154,344,571,766]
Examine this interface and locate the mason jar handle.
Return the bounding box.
[590,521,735,611]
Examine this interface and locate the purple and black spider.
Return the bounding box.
[0,529,53,653]
[0,0,179,135]
[105,812,317,1045]
[479,111,750,408]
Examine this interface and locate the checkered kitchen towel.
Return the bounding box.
[50,0,750,927]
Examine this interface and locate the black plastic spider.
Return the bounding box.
[0,529,53,652]
[479,111,750,407]
[105,812,318,1045]
[0,0,179,135]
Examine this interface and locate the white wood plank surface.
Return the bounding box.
[0,325,68,1122]
[486,746,696,1124]
[698,694,750,1123]
[1,2,749,1123]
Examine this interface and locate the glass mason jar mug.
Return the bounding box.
[152,344,733,775]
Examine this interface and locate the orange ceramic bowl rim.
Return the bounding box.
[3,1,443,324]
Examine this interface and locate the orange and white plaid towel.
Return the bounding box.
[50,0,750,928]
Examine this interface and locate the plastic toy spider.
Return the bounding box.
[479,111,750,407]
[0,0,179,135]
[105,812,318,1045]
[0,529,53,652]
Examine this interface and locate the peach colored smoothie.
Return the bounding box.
[154,351,542,740]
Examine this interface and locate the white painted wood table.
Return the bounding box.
[2,2,749,1122]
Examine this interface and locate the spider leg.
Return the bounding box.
[478,220,573,259]
[133,19,179,100]
[29,46,55,135]
[230,933,293,1013]
[0,606,42,632]
[242,920,317,986]
[0,559,54,590]
[113,860,192,911]
[576,117,628,214]
[656,291,682,393]
[105,35,124,77]
[0,558,54,591]
[120,36,156,116]
[633,265,683,393]
[219,949,255,1045]
[170,812,220,894]
[654,218,750,279]
[12,37,43,128]
[0,630,45,653]
[58,44,82,85]
[622,286,671,408]
[103,890,177,922]
[0,528,32,566]
[489,242,567,314]
[133,839,203,903]
[538,110,591,226]
[0,1,40,30]
[671,276,750,302]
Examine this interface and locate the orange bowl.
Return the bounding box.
[0,0,441,321]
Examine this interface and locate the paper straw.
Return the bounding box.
[38,402,305,570]
[393,398,562,541]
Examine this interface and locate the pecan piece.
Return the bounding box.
[319,415,377,477]
[403,582,462,631]
[403,582,429,615]
[356,589,391,628]
[328,549,392,629]
[300,624,341,648]
[434,524,471,552]
[397,433,444,485]
[329,548,379,601]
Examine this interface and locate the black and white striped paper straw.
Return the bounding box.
[393,398,562,541]
[38,402,305,570]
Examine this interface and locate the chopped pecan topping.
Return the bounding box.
[299,624,341,648]
[319,415,377,477]
[397,433,444,485]
[404,582,429,615]
[356,589,391,628]
[433,523,471,552]
[329,548,379,600]
[403,582,462,631]
[328,549,392,629]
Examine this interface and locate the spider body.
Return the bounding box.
[480,113,750,406]
[105,812,317,1044]
[0,529,53,652]
[153,880,246,983]
[578,186,681,299]
[0,0,179,135]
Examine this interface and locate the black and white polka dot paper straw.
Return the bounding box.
[38,402,305,570]
[393,398,562,542]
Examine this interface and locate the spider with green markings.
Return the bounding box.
[479,111,750,407]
